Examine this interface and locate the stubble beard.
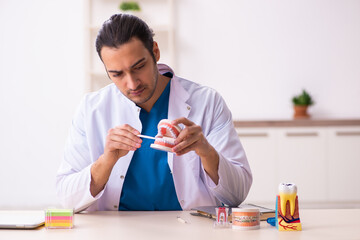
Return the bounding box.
[128,67,159,105]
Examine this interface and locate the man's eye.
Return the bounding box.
[135,64,145,70]
[112,73,122,77]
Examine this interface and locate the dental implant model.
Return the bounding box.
[150,119,182,153]
[276,183,302,231]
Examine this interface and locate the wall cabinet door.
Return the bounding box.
[276,128,328,202]
[237,128,278,202]
[237,125,360,205]
[327,127,360,201]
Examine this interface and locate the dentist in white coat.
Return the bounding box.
[56,14,252,212]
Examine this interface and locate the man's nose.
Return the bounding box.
[127,74,140,90]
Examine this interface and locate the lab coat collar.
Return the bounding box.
[157,64,191,119]
[158,64,192,173]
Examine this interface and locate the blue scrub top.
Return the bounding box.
[119,77,182,211]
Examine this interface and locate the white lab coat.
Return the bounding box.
[56,64,252,212]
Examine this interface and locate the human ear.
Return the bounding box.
[153,41,160,62]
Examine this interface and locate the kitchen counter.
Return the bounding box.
[234,119,360,128]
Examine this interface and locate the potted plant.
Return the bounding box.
[119,2,141,13]
[292,89,314,119]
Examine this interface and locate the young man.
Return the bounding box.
[56,14,252,212]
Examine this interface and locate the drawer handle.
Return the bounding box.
[238,133,268,137]
[336,131,360,136]
[286,132,318,137]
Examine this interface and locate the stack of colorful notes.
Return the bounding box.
[45,208,74,229]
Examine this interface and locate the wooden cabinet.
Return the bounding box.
[84,0,175,92]
[236,120,360,207]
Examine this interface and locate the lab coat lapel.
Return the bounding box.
[167,77,191,172]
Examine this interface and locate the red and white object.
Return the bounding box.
[156,119,181,138]
[232,208,260,230]
[150,119,181,152]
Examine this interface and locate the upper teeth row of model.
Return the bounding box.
[155,137,176,144]
[159,125,178,138]
[278,183,297,216]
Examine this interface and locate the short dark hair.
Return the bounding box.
[95,14,155,61]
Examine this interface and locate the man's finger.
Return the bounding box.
[171,117,194,127]
[115,124,141,135]
[111,141,138,152]
[112,125,142,143]
[173,144,195,156]
[108,126,142,150]
[173,132,199,152]
[109,134,141,149]
[174,124,201,145]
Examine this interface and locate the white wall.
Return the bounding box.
[0,0,359,209]
[175,0,360,120]
[0,0,85,209]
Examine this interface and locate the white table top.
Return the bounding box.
[1,209,359,240]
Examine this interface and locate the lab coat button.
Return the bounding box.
[114,205,118,209]
[120,175,125,179]
[187,106,191,110]
[180,200,185,205]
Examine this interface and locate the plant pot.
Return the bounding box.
[293,105,310,119]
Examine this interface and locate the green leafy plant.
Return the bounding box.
[119,2,141,11]
[292,89,314,106]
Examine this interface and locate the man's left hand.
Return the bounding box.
[171,117,220,184]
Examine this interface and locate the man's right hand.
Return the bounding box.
[104,124,142,164]
[90,124,142,197]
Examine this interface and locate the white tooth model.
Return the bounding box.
[278,183,297,216]
[150,119,181,153]
[276,182,302,231]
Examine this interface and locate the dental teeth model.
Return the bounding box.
[279,183,297,217]
[276,183,302,231]
[150,119,182,153]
